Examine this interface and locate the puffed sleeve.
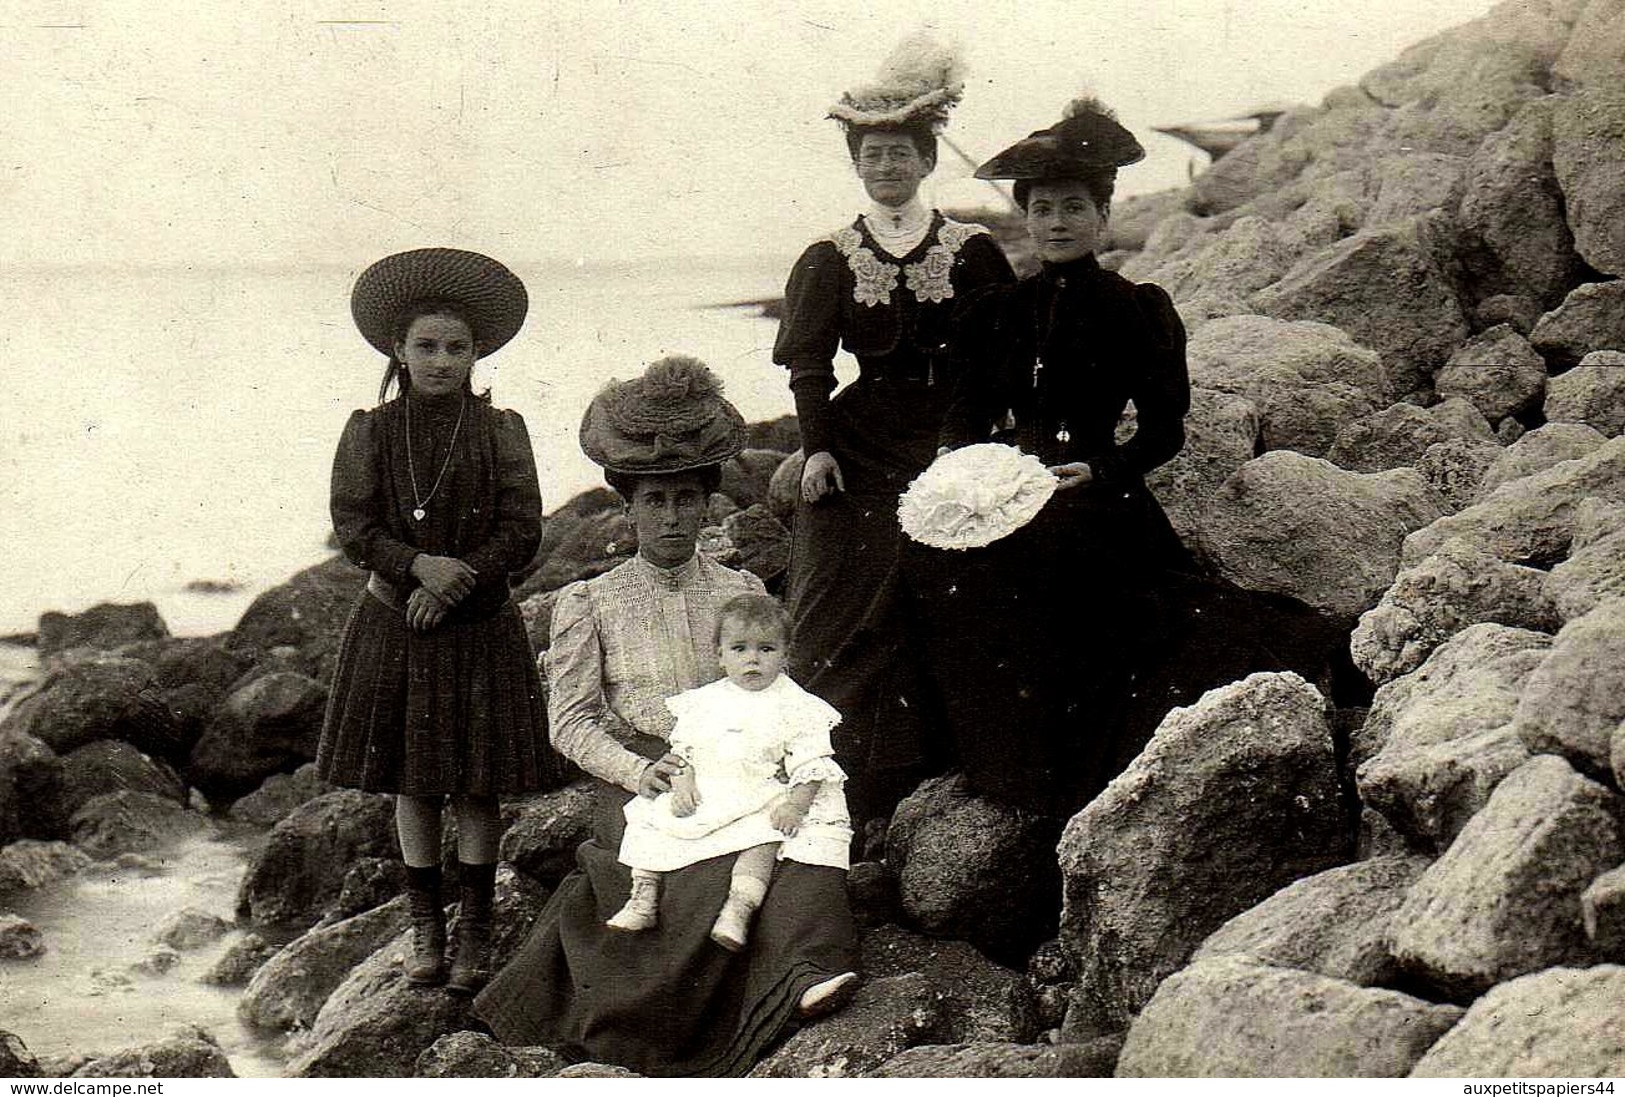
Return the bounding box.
[463,408,544,581]
[952,231,1017,296]
[938,284,1018,451]
[773,241,843,458]
[1087,283,1190,487]
[330,409,419,585]
[545,582,651,793]
[782,689,844,787]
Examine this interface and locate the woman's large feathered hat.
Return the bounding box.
[828,31,966,133]
[351,248,529,358]
[975,97,1145,180]
[579,356,747,476]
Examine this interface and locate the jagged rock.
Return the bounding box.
[861,925,1040,1045]
[227,763,336,828]
[717,448,787,512]
[1355,624,1550,850]
[37,602,168,656]
[72,1027,235,1078]
[202,932,277,986]
[1496,417,1527,444]
[720,504,790,587]
[1351,539,1557,685]
[59,740,187,818]
[1145,216,1309,304]
[1552,88,1625,277]
[1475,421,1609,499]
[1530,281,1625,370]
[1411,965,1625,1077]
[1119,211,1210,279]
[1191,94,1389,216]
[1115,956,1463,1078]
[0,913,45,959]
[240,895,412,1032]
[0,730,63,845]
[1583,865,1625,957]
[1,656,184,762]
[885,774,1062,963]
[497,779,595,888]
[1193,856,1430,985]
[153,907,231,950]
[132,945,183,976]
[0,840,90,893]
[227,555,364,679]
[1546,350,1625,436]
[284,929,473,1077]
[1142,388,1258,548]
[524,508,636,595]
[187,671,327,804]
[1,1031,40,1077]
[1328,399,1495,474]
[1513,600,1625,775]
[1556,0,1625,87]
[1389,754,1625,999]
[329,857,406,922]
[749,972,944,1078]
[236,789,396,929]
[1459,98,1585,307]
[414,1031,567,1078]
[1472,293,1544,336]
[1365,152,1467,227]
[1417,440,1502,512]
[1548,526,1625,623]
[1198,452,1448,617]
[1250,214,1470,399]
[69,790,212,860]
[1403,436,1625,567]
[873,1042,1118,1078]
[1185,315,1386,457]
[1433,326,1549,423]
[847,860,899,928]
[1057,673,1348,1038]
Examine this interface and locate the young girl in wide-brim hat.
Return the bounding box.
[317,247,553,994]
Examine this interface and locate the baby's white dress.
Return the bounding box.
[619,674,852,871]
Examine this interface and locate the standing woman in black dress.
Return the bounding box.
[317,248,550,994]
[772,36,1014,826]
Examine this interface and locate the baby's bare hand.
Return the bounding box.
[769,796,805,835]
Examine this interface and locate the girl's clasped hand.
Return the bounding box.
[405,553,477,631]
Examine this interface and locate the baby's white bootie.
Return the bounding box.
[607,869,660,932]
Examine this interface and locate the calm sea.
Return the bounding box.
[1,258,801,638]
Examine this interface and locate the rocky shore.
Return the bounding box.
[5,0,1625,1077]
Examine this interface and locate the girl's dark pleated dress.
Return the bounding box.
[316,391,553,796]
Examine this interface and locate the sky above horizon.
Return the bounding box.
[6,0,1501,269]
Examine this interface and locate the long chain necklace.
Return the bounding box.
[404,396,465,522]
[1034,276,1070,445]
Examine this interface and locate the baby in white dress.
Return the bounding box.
[608,593,852,950]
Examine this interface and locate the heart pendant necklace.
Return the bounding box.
[405,395,465,523]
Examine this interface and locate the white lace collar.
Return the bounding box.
[861,198,931,258]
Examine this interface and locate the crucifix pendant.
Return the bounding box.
[1032,358,1043,388]
[412,507,426,522]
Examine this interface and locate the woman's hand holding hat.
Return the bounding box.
[801,451,846,503]
[1050,461,1094,491]
[410,554,477,605]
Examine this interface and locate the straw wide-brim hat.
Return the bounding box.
[579,355,747,476]
[898,443,1058,550]
[350,248,529,358]
[975,100,1145,181]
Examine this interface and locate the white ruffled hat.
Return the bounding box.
[898,444,1058,550]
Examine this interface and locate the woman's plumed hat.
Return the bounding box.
[579,356,747,476]
[974,97,1145,180]
[828,31,966,133]
[351,248,529,358]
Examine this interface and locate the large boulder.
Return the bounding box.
[885,774,1062,964]
[1546,506,1625,623]
[1192,855,1430,986]
[1142,388,1259,549]
[71,1027,235,1078]
[1583,864,1625,956]
[68,790,213,860]
[1529,281,1625,371]
[37,602,168,656]
[1327,398,1495,474]
[235,789,397,929]
[1057,673,1349,1038]
[1545,350,1625,437]
[0,913,45,959]
[1250,214,1470,400]
[719,504,790,588]
[58,739,187,818]
[1458,97,1585,307]
[187,671,327,805]
[0,840,91,894]
[1401,436,1625,567]
[227,763,336,828]
[1143,216,1309,305]
[497,779,596,888]
[1513,599,1625,776]
[152,907,231,950]
[0,730,64,845]
[1115,956,1463,1078]
[1364,152,1467,227]
[1184,315,1387,457]
[1474,421,1609,499]
[1432,326,1549,424]
[414,1031,567,1078]
[239,895,412,1032]
[1551,88,1625,277]
[1411,965,1625,1077]
[227,555,365,680]
[872,1042,1118,1079]
[749,972,945,1078]
[718,448,787,511]
[1198,452,1448,618]
[1355,624,1550,851]
[861,925,1040,1045]
[1,656,185,762]
[1350,538,1558,685]
[1388,754,1625,999]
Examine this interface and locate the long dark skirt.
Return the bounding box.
[316,589,553,796]
[473,778,860,1077]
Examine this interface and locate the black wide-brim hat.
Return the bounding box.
[580,355,747,476]
[975,108,1145,181]
[351,248,529,358]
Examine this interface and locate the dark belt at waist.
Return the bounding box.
[366,572,513,621]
